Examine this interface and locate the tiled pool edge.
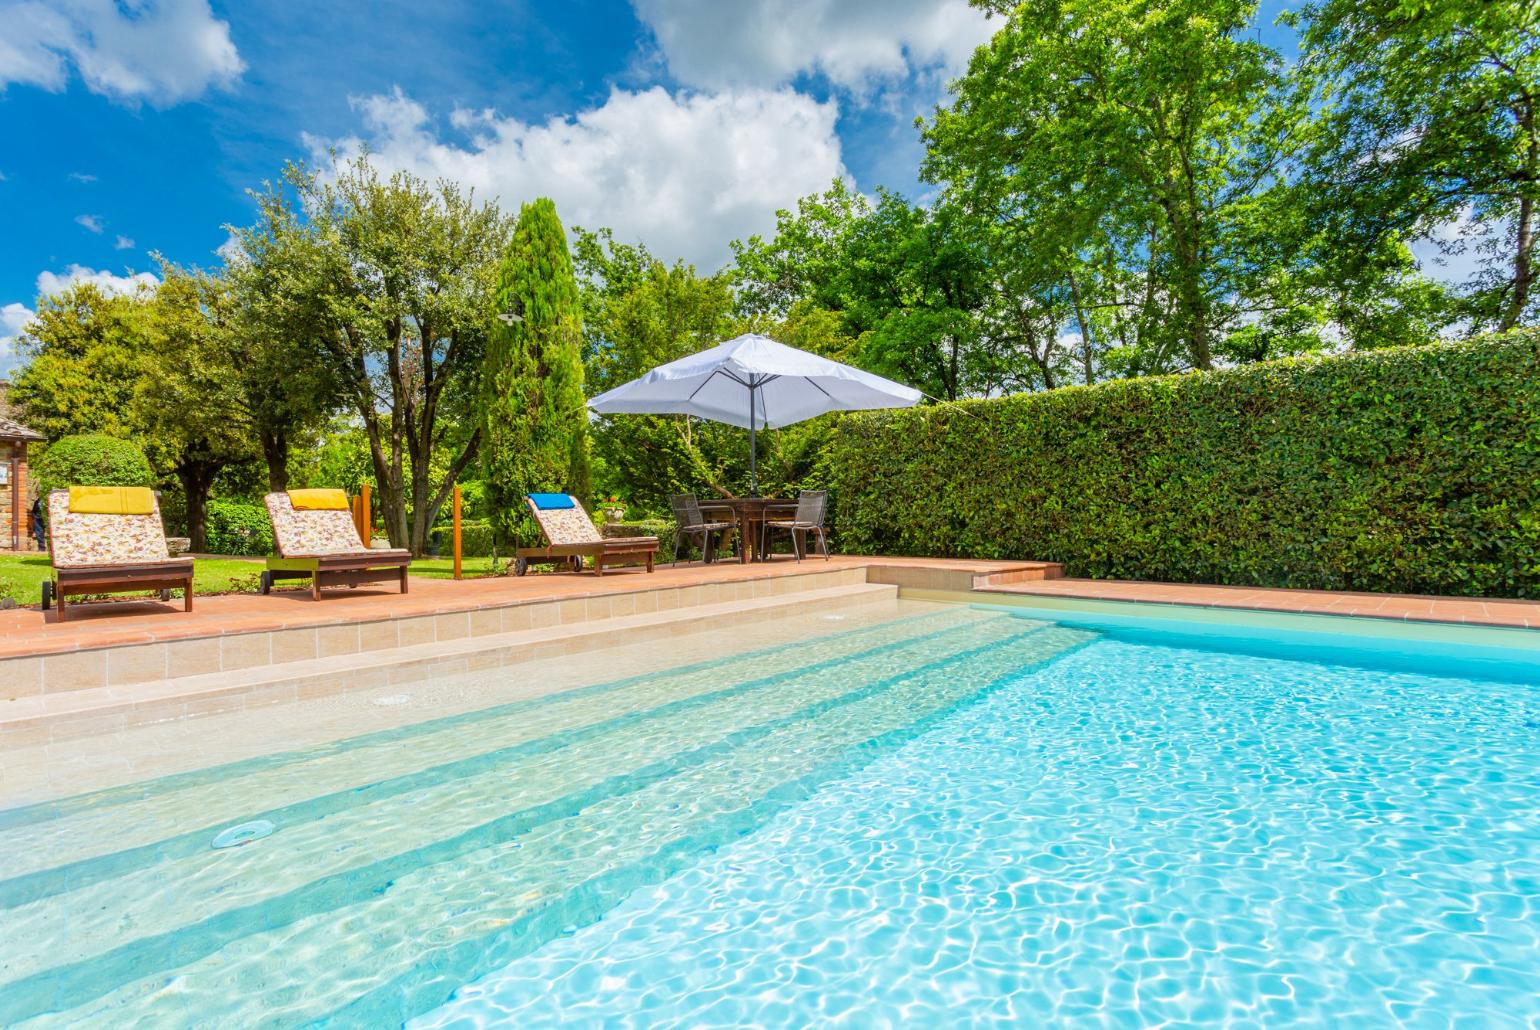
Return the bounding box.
[1,566,874,698]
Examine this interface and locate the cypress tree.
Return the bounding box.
[481,198,591,546]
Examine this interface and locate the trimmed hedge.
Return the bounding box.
[32,434,154,496]
[829,332,1540,598]
[428,520,496,558]
[204,500,274,556]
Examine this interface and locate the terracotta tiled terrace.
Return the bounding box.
[0,555,1049,661]
[974,576,1540,629]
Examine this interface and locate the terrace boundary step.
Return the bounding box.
[0,581,899,747]
[3,565,871,698]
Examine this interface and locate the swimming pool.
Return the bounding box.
[3,600,1539,1026]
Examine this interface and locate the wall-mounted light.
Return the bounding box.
[496,296,525,326]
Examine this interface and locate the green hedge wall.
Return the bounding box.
[829,332,1540,598]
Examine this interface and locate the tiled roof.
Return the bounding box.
[0,415,44,441]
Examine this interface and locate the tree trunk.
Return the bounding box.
[1067,270,1096,385]
[1503,193,1535,331]
[1501,102,1537,332]
[176,457,221,554]
[260,429,289,493]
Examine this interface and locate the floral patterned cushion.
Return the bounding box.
[48,489,171,568]
[264,491,368,556]
[530,501,603,545]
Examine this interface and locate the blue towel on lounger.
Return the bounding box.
[528,493,576,510]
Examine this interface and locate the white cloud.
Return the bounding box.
[74,213,103,233]
[307,86,845,271]
[631,0,994,93]
[1,301,34,375]
[68,171,96,183]
[114,234,135,250]
[1,266,158,374]
[216,232,243,264]
[0,0,243,106]
[35,264,159,299]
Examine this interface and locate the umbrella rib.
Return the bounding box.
[685,369,736,403]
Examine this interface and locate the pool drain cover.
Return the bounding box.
[213,820,275,849]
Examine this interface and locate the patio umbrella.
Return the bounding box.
[587,332,923,494]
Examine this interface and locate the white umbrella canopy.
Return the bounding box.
[587,333,923,493]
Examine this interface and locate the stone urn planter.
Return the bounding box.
[166,537,192,557]
[603,507,625,525]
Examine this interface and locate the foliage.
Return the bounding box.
[830,331,1540,598]
[482,198,590,545]
[8,283,157,444]
[203,500,275,556]
[577,228,742,512]
[925,0,1316,373]
[286,415,375,494]
[132,267,258,550]
[206,219,342,490]
[427,519,495,558]
[1292,0,1540,331]
[31,434,155,496]
[244,156,508,556]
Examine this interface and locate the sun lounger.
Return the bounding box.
[43,486,193,622]
[261,489,411,600]
[515,493,658,576]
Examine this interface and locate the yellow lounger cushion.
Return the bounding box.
[287,488,350,511]
[68,485,155,516]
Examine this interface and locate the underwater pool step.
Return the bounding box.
[9,622,1097,1028]
[0,608,998,887]
[0,616,1041,981]
[0,581,901,746]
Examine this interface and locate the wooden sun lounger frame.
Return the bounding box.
[261,553,410,601]
[45,560,195,622]
[514,497,659,577]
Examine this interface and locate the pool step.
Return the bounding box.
[0,606,990,881]
[0,581,899,747]
[4,617,1096,1027]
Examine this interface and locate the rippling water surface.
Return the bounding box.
[419,637,1540,1028]
[6,604,1540,1027]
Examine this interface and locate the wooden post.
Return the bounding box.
[360,483,372,549]
[452,484,463,580]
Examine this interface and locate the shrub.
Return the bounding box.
[31,434,154,496]
[830,331,1540,599]
[204,500,275,556]
[428,520,496,558]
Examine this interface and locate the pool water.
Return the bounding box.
[4,603,1540,1026]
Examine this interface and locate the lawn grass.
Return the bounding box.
[407,556,502,580]
[0,553,504,606]
[0,554,267,607]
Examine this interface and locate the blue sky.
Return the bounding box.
[1,0,1013,374]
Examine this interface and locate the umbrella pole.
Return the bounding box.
[749,383,758,496]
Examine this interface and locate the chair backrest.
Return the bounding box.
[264,492,366,557]
[795,489,827,526]
[47,488,171,568]
[526,494,602,545]
[669,493,705,530]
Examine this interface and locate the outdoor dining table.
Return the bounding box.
[700,497,797,563]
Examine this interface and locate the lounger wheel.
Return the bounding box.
[40,581,53,610]
[570,555,583,572]
[260,570,273,595]
[159,588,173,602]
[514,557,528,576]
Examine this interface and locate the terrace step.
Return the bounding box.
[0,612,1097,1027]
[2,564,873,698]
[0,581,899,747]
